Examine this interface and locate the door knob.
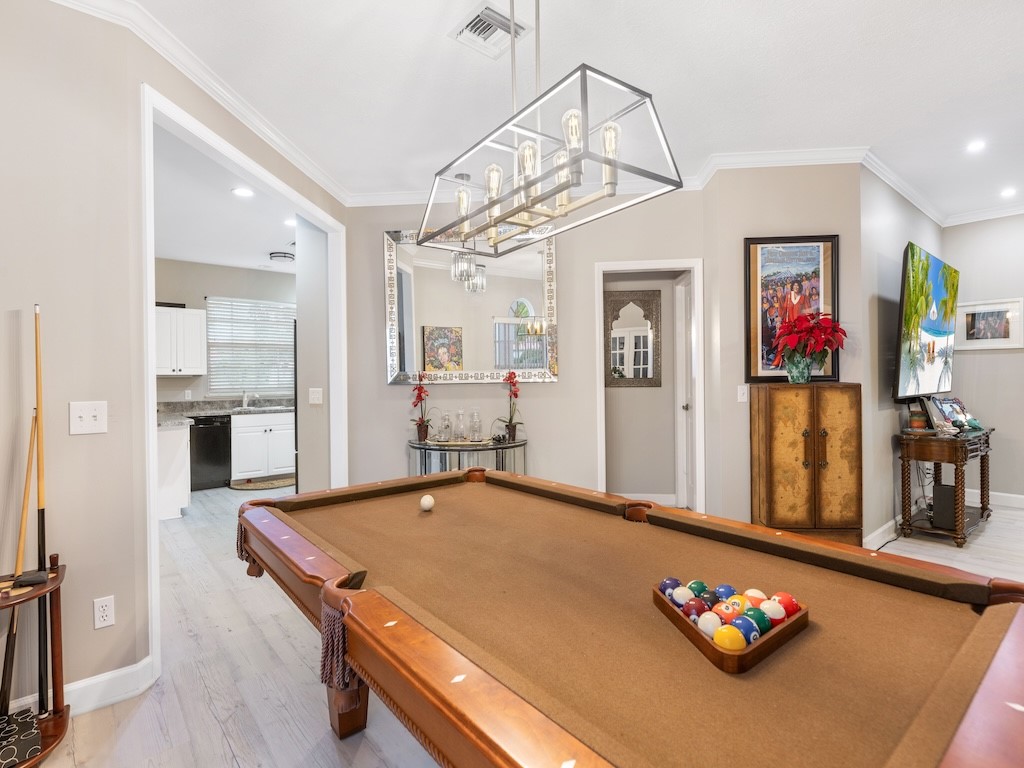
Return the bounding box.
[681,403,690,411]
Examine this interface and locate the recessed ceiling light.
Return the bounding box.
[966,139,986,153]
[232,187,254,197]
[284,219,297,227]
[1001,187,1017,199]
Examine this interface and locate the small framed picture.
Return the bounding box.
[955,298,1023,350]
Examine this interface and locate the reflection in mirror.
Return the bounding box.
[604,290,662,387]
[385,231,557,384]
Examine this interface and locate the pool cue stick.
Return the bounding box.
[35,305,50,713]
[0,415,37,714]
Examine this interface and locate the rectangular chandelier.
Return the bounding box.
[417,64,682,257]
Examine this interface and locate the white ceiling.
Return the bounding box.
[121,0,1024,239]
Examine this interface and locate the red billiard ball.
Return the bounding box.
[682,598,709,623]
[771,591,801,617]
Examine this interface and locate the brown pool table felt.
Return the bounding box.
[263,479,1009,768]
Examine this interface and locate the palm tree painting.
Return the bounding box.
[896,243,960,398]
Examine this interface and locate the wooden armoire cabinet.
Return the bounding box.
[749,383,862,545]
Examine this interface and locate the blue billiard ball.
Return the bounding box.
[730,615,761,644]
[714,583,737,601]
[659,577,682,597]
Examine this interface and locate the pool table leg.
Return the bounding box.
[327,679,369,738]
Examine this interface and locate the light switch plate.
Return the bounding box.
[308,387,323,405]
[737,385,748,403]
[69,401,108,434]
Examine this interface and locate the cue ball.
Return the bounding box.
[420,494,434,511]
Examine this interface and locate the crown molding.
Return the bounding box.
[685,147,871,190]
[860,150,943,226]
[943,203,1024,228]
[51,0,355,206]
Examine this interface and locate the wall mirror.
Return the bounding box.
[385,230,557,384]
[603,289,662,387]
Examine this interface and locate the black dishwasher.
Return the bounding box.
[190,415,231,490]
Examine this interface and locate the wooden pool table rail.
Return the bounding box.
[237,469,1024,768]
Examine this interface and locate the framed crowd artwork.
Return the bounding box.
[744,235,839,383]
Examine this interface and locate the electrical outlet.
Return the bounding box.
[308,387,323,405]
[94,596,115,629]
[184,390,192,401]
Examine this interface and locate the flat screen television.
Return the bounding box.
[893,242,960,401]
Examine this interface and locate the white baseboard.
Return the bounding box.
[863,519,898,550]
[965,488,1024,510]
[11,655,158,716]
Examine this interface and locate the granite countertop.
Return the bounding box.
[157,416,194,428]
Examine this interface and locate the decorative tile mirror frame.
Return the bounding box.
[384,230,558,384]
[603,289,662,387]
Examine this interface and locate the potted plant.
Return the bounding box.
[410,373,431,441]
[496,370,523,441]
[771,312,847,383]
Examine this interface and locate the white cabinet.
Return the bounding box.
[156,424,190,519]
[231,412,295,480]
[156,307,207,376]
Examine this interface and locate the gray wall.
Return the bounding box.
[154,258,296,402]
[944,213,1024,496]
[603,275,677,497]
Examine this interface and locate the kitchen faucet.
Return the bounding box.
[242,391,260,408]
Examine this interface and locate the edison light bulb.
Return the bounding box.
[455,184,472,236]
[561,108,584,186]
[602,121,622,192]
[553,149,571,209]
[485,163,503,202]
[517,140,540,201]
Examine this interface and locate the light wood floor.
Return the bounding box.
[46,484,437,768]
[43,488,1022,767]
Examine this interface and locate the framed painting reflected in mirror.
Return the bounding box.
[603,290,661,387]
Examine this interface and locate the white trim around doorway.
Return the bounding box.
[594,260,706,514]
[123,84,347,716]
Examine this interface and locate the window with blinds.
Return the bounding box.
[205,297,296,395]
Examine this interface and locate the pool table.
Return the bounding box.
[236,469,1024,768]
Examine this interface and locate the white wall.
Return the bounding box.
[943,213,1024,496]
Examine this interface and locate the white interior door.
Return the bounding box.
[674,273,694,508]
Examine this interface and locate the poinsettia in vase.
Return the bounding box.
[771,312,847,383]
[410,373,431,441]
[497,370,523,442]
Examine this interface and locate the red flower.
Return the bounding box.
[410,373,431,425]
[500,371,522,425]
[771,312,847,370]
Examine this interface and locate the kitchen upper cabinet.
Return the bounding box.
[749,383,862,545]
[156,307,207,376]
[231,412,295,481]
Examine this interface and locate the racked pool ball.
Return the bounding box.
[682,598,709,623]
[726,594,750,613]
[697,611,723,639]
[686,580,708,596]
[714,583,737,601]
[771,591,801,617]
[743,588,767,608]
[730,615,761,644]
[659,577,682,597]
[670,586,696,608]
[699,590,720,608]
[759,598,787,627]
[743,607,772,634]
[711,601,740,625]
[713,624,747,651]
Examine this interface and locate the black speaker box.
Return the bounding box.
[931,484,956,530]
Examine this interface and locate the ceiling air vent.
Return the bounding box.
[450,4,530,59]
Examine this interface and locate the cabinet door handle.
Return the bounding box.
[802,428,811,469]
[819,428,829,468]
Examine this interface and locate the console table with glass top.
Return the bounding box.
[898,429,993,547]
[408,439,527,476]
